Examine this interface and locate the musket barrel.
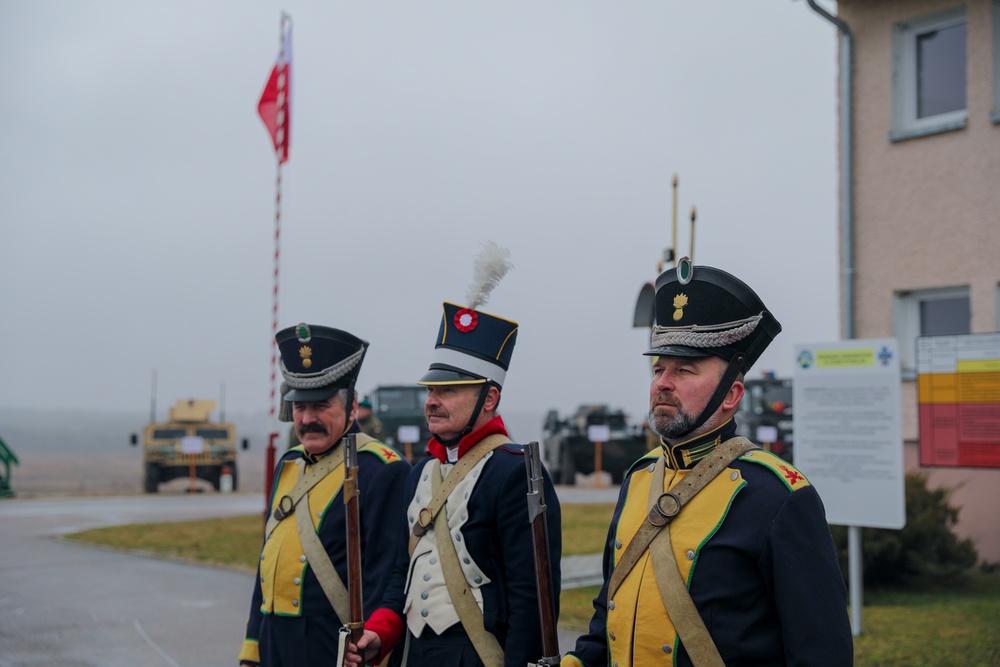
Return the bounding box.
[344,433,364,643]
[524,441,560,663]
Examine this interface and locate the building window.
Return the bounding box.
[891,8,967,141]
[894,286,971,376]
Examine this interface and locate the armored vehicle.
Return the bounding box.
[130,399,248,493]
[735,374,793,462]
[542,404,651,485]
[368,385,430,461]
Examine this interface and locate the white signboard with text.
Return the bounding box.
[587,424,611,443]
[793,338,905,529]
[397,425,422,444]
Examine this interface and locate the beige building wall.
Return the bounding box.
[837,0,1000,564]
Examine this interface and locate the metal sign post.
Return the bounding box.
[794,338,904,636]
[181,436,205,494]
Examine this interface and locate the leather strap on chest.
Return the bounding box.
[607,437,756,599]
[296,472,350,623]
[264,433,375,538]
[607,437,757,667]
[430,458,505,667]
[407,433,511,556]
[269,433,376,623]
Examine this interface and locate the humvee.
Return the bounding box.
[130,399,248,493]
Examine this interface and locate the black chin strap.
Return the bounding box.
[434,383,493,448]
[681,354,745,439]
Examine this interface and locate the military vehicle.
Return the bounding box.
[542,404,651,485]
[735,374,794,462]
[130,399,248,493]
[368,385,430,461]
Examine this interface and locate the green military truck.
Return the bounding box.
[130,399,248,493]
[368,385,430,462]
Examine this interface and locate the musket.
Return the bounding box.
[343,433,364,645]
[524,440,560,665]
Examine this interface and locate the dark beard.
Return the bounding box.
[649,405,696,439]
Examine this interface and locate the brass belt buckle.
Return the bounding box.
[413,507,434,536]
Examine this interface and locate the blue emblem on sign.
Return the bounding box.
[877,345,894,367]
[797,349,814,369]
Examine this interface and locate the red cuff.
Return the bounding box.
[366,607,405,664]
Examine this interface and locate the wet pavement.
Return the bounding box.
[0,488,613,665]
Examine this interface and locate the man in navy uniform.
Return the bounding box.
[239,324,411,667]
[562,261,853,666]
[346,300,562,667]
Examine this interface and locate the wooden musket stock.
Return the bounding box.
[343,433,364,644]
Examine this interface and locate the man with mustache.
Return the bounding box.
[562,262,853,666]
[238,324,411,667]
[345,297,562,667]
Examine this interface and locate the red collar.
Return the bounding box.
[427,415,509,462]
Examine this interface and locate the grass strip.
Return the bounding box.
[65,505,1000,665]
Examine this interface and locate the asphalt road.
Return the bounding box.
[0,488,617,666]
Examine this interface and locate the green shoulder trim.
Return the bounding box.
[740,449,811,492]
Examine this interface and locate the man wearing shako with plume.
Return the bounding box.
[344,242,562,667]
[561,260,852,666]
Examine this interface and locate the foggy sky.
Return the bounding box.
[0,1,840,427]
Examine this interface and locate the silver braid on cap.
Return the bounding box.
[277,348,365,421]
[650,313,762,350]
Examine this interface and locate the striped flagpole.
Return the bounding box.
[270,157,281,430]
[263,13,291,507]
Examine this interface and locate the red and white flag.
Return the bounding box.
[258,23,291,164]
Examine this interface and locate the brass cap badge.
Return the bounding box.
[672,293,688,322]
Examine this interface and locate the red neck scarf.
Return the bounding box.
[426,415,509,463]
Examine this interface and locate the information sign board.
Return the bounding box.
[793,339,905,529]
[587,424,611,443]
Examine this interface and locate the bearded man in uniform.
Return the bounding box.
[562,261,853,667]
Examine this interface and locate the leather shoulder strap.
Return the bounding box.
[295,468,350,623]
[607,437,757,599]
[265,446,346,538]
[431,460,505,667]
[648,519,724,666]
[408,433,511,556]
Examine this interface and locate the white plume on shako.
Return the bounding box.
[465,241,514,310]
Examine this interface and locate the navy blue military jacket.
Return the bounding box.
[564,419,853,667]
[239,424,411,663]
[370,417,562,667]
